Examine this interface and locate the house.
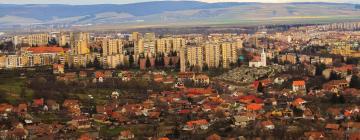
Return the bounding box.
[96,105,106,114]
[118,130,135,140]
[325,123,340,131]
[292,98,306,108]
[63,99,81,116]
[46,100,60,111]
[153,74,164,82]
[111,91,120,99]
[0,103,13,114]
[79,71,88,78]
[122,72,132,82]
[177,72,195,82]
[323,79,349,92]
[92,114,108,124]
[261,120,275,130]
[194,74,210,85]
[253,79,271,89]
[234,115,251,127]
[304,131,325,140]
[53,64,64,74]
[10,128,28,140]
[246,103,263,111]
[183,119,209,130]
[249,49,267,67]
[292,80,306,92]
[104,70,113,78]
[95,71,105,83]
[32,98,44,107]
[78,133,94,140]
[206,133,221,140]
[17,103,27,113]
[69,116,91,129]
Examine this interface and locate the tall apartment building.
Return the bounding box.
[180,47,186,72]
[186,45,203,70]
[204,42,220,68]
[71,32,90,55]
[156,38,172,55]
[172,38,186,52]
[59,33,69,47]
[144,32,156,42]
[102,39,123,56]
[27,33,50,46]
[131,32,141,42]
[144,40,156,57]
[221,42,237,68]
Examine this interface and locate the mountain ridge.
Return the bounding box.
[1,1,360,27]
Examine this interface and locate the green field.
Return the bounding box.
[0,77,34,104]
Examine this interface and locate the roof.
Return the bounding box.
[293,80,306,86]
[292,98,306,106]
[333,65,353,72]
[95,71,105,78]
[33,98,44,106]
[186,88,213,95]
[246,103,263,111]
[304,131,325,139]
[53,64,64,69]
[186,119,208,127]
[325,123,340,130]
[261,120,274,126]
[27,46,65,54]
[206,133,221,140]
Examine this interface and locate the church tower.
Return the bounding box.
[261,48,267,67]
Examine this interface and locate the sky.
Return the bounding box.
[0,0,358,5]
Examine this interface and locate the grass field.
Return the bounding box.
[0,77,34,104]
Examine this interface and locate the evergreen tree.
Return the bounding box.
[203,63,209,71]
[48,38,57,45]
[93,57,101,69]
[146,56,151,68]
[175,59,181,70]
[128,55,134,68]
[257,82,264,93]
[315,63,326,76]
[168,58,173,67]
[329,71,339,80]
[63,43,71,48]
[160,55,165,67]
[349,75,360,89]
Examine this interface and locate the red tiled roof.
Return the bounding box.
[186,119,208,127]
[33,98,44,106]
[27,46,65,54]
[293,80,306,86]
[246,103,263,111]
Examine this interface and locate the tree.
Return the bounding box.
[48,38,57,45]
[203,63,209,71]
[63,42,71,48]
[93,57,101,69]
[257,82,264,93]
[168,58,173,67]
[146,56,151,68]
[349,75,360,89]
[128,55,134,68]
[329,71,339,80]
[175,59,181,70]
[315,63,326,76]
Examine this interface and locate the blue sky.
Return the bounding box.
[0,0,358,5]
